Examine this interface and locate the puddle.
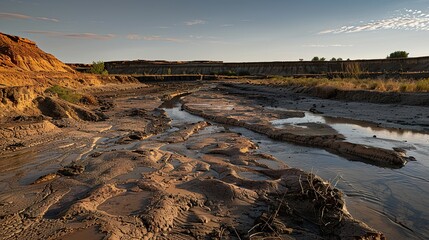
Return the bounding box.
[161,97,204,127]
[186,103,235,110]
[237,171,271,181]
[98,191,151,216]
[61,226,105,240]
[170,159,182,168]
[115,166,155,181]
[271,112,325,125]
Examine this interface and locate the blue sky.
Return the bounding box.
[1,0,429,63]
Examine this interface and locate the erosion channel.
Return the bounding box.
[0,81,428,240]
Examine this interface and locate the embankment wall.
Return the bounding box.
[97,57,429,78]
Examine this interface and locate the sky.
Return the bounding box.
[1,0,429,63]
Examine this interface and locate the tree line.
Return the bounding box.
[309,51,409,61]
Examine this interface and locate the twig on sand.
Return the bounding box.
[247,222,262,234]
[231,225,242,240]
[298,175,304,195]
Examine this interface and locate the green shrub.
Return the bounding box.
[387,51,409,59]
[90,61,108,75]
[45,85,82,103]
[45,85,98,104]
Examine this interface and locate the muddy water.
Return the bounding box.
[271,110,429,164]
[233,127,429,240]
[163,100,429,240]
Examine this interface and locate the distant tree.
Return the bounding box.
[337,58,343,61]
[330,57,337,61]
[387,51,409,59]
[90,61,108,75]
[320,57,326,61]
[299,58,304,61]
[312,56,320,61]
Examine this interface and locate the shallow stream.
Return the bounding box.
[163,98,429,240]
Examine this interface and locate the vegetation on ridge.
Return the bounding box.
[90,61,108,75]
[387,51,409,59]
[45,85,97,104]
[263,77,429,93]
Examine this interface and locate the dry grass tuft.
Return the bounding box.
[45,85,97,105]
[262,77,429,93]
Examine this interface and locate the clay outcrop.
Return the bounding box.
[0,32,73,72]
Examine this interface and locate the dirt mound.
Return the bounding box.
[0,32,73,72]
[0,119,59,149]
[37,97,105,121]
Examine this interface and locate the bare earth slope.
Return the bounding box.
[0,32,73,73]
[0,33,142,118]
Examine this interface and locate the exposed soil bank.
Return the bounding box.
[220,82,429,132]
[102,57,429,79]
[0,82,385,239]
[270,84,429,107]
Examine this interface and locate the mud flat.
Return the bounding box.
[180,82,429,240]
[0,81,390,239]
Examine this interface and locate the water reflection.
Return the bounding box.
[270,110,429,164]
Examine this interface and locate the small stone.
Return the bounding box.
[58,164,84,176]
[90,152,102,158]
[33,173,60,184]
[199,215,210,224]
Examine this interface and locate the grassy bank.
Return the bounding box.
[263,77,429,93]
[45,85,97,104]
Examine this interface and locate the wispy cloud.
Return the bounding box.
[25,31,115,40]
[185,19,206,26]
[35,17,59,22]
[0,12,31,20]
[0,12,59,22]
[320,9,429,34]
[302,44,354,48]
[221,24,234,27]
[189,35,219,40]
[126,34,185,42]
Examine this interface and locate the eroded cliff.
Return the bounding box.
[102,57,429,78]
[0,32,73,73]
